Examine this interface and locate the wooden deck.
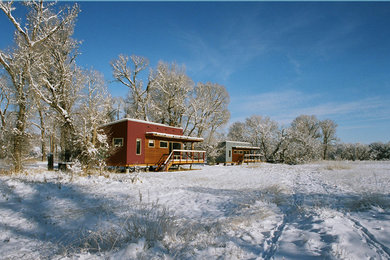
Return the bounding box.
[156,149,206,171]
[243,154,262,163]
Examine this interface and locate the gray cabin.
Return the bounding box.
[216,141,261,164]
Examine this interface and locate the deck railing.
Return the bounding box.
[243,154,262,163]
[162,149,206,171]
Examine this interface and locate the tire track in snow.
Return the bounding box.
[346,214,390,259]
[261,215,287,260]
[301,169,390,259]
[260,172,308,260]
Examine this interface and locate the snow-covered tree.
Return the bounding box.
[150,61,193,126]
[106,97,125,122]
[369,142,390,160]
[0,75,11,159]
[30,92,50,161]
[284,115,322,164]
[244,115,286,162]
[181,82,230,158]
[0,0,79,170]
[184,82,230,139]
[30,4,80,162]
[0,75,10,132]
[0,40,32,170]
[227,122,246,142]
[336,143,370,161]
[319,119,338,160]
[111,54,152,120]
[73,70,111,170]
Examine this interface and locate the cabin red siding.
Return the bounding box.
[105,120,128,166]
[125,120,182,164]
[104,119,183,166]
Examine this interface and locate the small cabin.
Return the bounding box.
[216,141,261,164]
[102,118,205,171]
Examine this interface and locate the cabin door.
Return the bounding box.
[169,142,182,153]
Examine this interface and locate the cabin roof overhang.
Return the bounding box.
[145,132,204,142]
[232,146,261,150]
[100,118,183,130]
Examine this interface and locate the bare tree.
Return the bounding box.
[106,97,125,121]
[319,119,337,160]
[150,61,193,126]
[184,82,230,140]
[0,0,79,170]
[0,75,11,159]
[284,115,322,164]
[111,54,152,120]
[74,69,111,170]
[31,93,49,161]
[0,40,32,170]
[0,75,10,133]
[30,4,80,162]
[227,122,246,142]
[244,115,285,162]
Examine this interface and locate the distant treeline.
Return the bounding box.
[226,115,389,164]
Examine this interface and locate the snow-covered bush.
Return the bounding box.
[369,142,390,160]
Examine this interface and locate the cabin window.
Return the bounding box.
[239,151,243,154]
[148,140,155,148]
[234,150,239,154]
[160,141,168,148]
[229,150,231,157]
[113,138,123,147]
[172,142,181,150]
[136,139,141,155]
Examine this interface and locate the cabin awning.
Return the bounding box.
[232,146,261,150]
[145,132,204,142]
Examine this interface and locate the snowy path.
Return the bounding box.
[269,165,390,259]
[0,161,390,259]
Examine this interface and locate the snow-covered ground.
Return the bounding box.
[1,161,390,259]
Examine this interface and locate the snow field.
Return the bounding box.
[0,161,390,259]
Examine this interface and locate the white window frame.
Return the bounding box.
[160,141,168,148]
[136,138,142,155]
[148,139,155,148]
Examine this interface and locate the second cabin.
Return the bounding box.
[216,141,261,165]
[102,118,205,171]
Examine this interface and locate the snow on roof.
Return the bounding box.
[233,146,261,150]
[225,140,252,145]
[146,132,204,142]
[101,118,183,130]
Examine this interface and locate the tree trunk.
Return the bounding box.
[60,122,74,162]
[13,98,26,172]
[38,108,46,161]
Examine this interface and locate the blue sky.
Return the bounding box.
[1,2,389,143]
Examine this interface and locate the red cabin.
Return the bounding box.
[102,118,205,171]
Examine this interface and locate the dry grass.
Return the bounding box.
[262,184,287,206]
[0,169,12,176]
[323,161,353,171]
[345,192,390,212]
[58,200,176,256]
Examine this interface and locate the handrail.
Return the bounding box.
[244,154,261,157]
[161,149,206,171]
[169,149,206,153]
[163,149,206,164]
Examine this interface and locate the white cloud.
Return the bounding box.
[230,90,390,126]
